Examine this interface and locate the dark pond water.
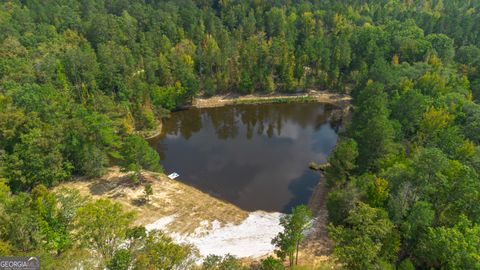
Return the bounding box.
[150,103,340,213]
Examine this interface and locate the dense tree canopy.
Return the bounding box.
[1,0,480,269]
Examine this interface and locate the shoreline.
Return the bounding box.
[58,167,249,233]
[302,174,334,261]
[191,90,351,109]
[58,167,336,263]
[126,90,350,264]
[136,120,163,140]
[58,168,284,260]
[142,90,351,140]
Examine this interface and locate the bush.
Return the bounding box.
[202,254,246,270]
[260,256,284,270]
[107,249,132,270]
[397,258,415,270]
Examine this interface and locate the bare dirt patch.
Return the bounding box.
[299,175,336,267]
[58,168,339,266]
[58,167,248,235]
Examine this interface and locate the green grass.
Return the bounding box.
[232,95,317,105]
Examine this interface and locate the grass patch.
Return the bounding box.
[232,95,317,105]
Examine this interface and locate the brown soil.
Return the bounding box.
[57,167,247,235]
[192,90,351,109]
[59,167,340,267]
[300,174,336,266]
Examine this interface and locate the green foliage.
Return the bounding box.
[460,102,480,144]
[0,184,195,268]
[75,199,135,266]
[201,254,246,270]
[325,138,358,187]
[326,182,360,225]
[143,183,153,202]
[151,83,187,110]
[260,256,284,270]
[397,258,415,270]
[364,176,390,208]
[77,145,109,177]
[65,108,120,177]
[232,96,316,105]
[390,88,429,138]
[272,205,312,267]
[386,147,480,225]
[3,127,72,191]
[30,185,73,254]
[0,241,11,256]
[120,135,162,182]
[0,184,85,259]
[134,230,196,270]
[349,82,395,172]
[400,201,435,251]
[416,72,448,97]
[107,249,132,270]
[415,217,480,269]
[329,203,400,270]
[426,33,455,64]
[2,0,480,268]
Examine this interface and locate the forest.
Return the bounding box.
[1,0,480,269]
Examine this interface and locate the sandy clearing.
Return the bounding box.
[146,212,284,258]
[57,168,337,265]
[58,169,284,259]
[57,167,248,234]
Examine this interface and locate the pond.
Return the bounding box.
[150,102,340,213]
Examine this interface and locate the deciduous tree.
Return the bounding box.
[272,205,312,267]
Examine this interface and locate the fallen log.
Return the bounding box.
[309,161,330,171]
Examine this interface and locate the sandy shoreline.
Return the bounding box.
[191,90,351,109]
[57,167,334,264]
[58,168,248,234]
[58,168,285,259]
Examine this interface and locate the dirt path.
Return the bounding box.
[192,90,351,109]
[305,175,334,253]
[283,174,335,267]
